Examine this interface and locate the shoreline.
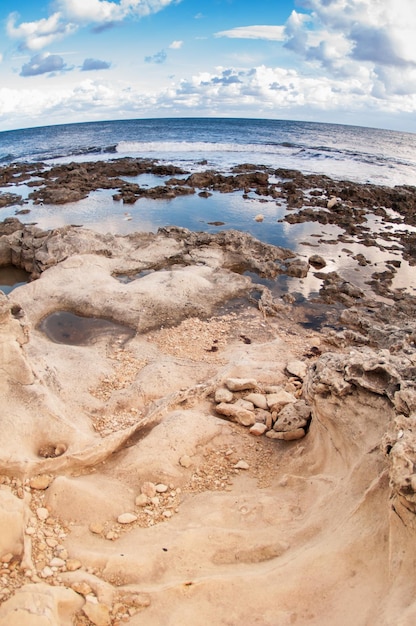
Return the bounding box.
[0,163,416,624]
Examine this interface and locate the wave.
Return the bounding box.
[115,140,292,155]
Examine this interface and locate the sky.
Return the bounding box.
[1,0,416,133]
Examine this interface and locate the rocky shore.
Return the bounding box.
[1,161,416,625]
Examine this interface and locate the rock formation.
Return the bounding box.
[0,220,415,625]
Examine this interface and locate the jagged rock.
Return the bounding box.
[286,359,307,380]
[273,400,311,432]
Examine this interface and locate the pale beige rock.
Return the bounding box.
[216,402,256,426]
[83,601,111,626]
[266,389,297,412]
[249,423,268,436]
[225,378,257,392]
[135,494,148,507]
[117,513,138,524]
[155,483,168,493]
[141,482,157,498]
[0,490,25,559]
[66,559,82,571]
[0,583,83,626]
[36,507,49,521]
[245,393,268,410]
[234,460,249,470]
[29,475,53,490]
[286,359,307,380]
[179,455,192,468]
[214,387,234,403]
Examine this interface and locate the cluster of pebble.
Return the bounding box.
[213,361,311,441]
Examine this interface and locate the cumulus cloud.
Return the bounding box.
[20,53,67,77]
[144,50,167,64]
[81,58,111,71]
[7,1,182,51]
[216,25,285,41]
[7,11,77,51]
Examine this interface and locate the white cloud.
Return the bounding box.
[7,11,77,51]
[215,25,286,41]
[169,40,183,49]
[7,1,182,51]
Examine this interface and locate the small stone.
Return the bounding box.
[308,254,326,269]
[40,566,53,578]
[66,559,82,571]
[155,483,168,493]
[285,360,307,380]
[49,557,66,567]
[0,553,13,564]
[46,538,58,548]
[225,378,257,392]
[150,497,160,506]
[249,423,268,436]
[245,393,268,410]
[135,494,148,507]
[29,475,53,490]
[25,527,36,536]
[214,387,234,403]
[72,582,92,596]
[216,402,256,427]
[179,455,192,468]
[141,482,157,498]
[254,214,264,222]
[163,510,172,518]
[83,601,112,626]
[266,428,306,440]
[89,522,104,535]
[36,507,49,521]
[234,460,249,470]
[266,390,297,412]
[117,513,138,524]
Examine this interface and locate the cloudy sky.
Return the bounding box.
[1,0,416,132]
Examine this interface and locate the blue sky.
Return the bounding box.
[1,0,416,132]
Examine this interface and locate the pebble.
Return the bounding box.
[286,360,307,380]
[36,507,49,521]
[155,483,168,493]
[117,513,138,524]
[245,393,268,410]
[214,387,234,403]
[163,510,172,518]
[234,460,249,470]
[266,428,306,441]
[49,557,65,568]
[40,566,53,578]
[46,538,58,548]
[29,475,53,490]
[89,522,105,535]
[249,423,268,436]
[135,494,148,507]
[72,582,92,596]
[179,455,192,468]
[66,559,82,571]
[141,482,157,498]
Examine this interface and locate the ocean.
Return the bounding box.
[1,117,416,298]
[1,117,416,187]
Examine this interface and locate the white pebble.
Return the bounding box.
[117,513,138,524]
[234,460,249,470]
[155,483,168,493]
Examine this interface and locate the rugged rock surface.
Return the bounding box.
[1,220,416,625]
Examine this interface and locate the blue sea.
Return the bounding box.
[1,117,416,186]
[1,118,416,297]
